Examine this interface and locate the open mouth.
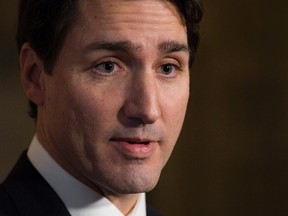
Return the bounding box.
[110,138,152,145]
[127,141,150,145]
[110,137,156,158]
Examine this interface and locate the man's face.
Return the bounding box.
[39,0,190,194]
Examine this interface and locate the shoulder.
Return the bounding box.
[0,152,70,216]
[0,184,18,216]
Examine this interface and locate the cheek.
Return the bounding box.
[53,90,112,168]
[162,84,189,147]
[66,86,121,144]
[165,82,189,125]
[69,93,108,132]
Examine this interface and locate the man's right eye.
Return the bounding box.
[93,61,123,74]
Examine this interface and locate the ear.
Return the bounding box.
[19,43,46,106]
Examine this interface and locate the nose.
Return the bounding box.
[120,73,161,126]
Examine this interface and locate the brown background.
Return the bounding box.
[1,1,288,215]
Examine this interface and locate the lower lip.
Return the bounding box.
[111,141,156,159]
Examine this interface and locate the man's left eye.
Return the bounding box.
[161,64,174,74]
[158,64,179,77]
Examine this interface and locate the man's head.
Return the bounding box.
[19,0,202,200]
[17,0,202,119]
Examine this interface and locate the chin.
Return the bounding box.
[102,169,162,194]
[114,181,159,194]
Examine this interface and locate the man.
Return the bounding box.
[0,0,202,215]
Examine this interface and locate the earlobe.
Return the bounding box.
[19,43,46,106]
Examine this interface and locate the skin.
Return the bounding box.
[20,0,190,214]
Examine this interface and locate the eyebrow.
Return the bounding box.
[158,40,190,54]
[83,40,190,55]
[83,41,141,54]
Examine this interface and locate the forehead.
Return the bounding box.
[74,0,185,31]
[60,0,188,57]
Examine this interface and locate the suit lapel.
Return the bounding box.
[2,151,71,216]
[146,205,163,216]
[2,151,164,216]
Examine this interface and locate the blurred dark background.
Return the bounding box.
[1,1,288,215]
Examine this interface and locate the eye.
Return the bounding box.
[161,64,174,75]
[157,63,179,77]
[93,61,122,74]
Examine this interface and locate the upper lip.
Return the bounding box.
[110,137,157,144]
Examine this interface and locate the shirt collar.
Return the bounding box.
[27,135,146,216]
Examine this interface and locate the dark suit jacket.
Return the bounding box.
[0,152,162,216]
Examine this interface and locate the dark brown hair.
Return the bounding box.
[17,0,203,119]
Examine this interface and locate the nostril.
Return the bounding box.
[120,100,161,126]
[119,77,161,126]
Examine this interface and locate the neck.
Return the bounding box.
[98,187,140,215]
[36,127,141,215]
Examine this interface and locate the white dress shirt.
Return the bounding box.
[27,135,146,216]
